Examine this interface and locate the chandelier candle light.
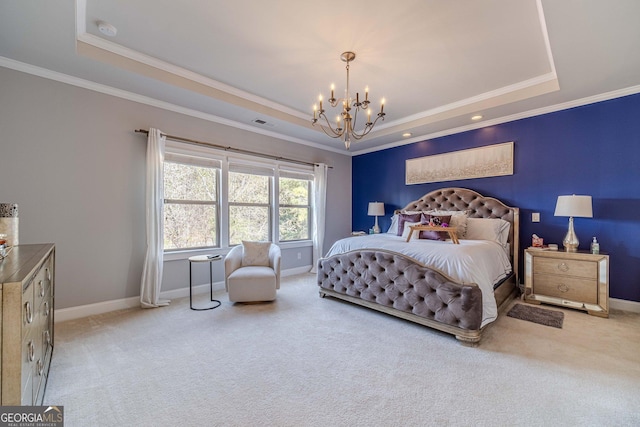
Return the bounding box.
[312,52,386,150]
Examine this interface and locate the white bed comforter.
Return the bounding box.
[325,234,512,327]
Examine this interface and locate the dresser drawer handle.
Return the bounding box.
[46,267,51,282]
[37,359,44,376]
[557,262,570,272]
[44,330,51,346]
[25,301,33,324]
[28,341,35,362]
[39,280,45,297]
[44,301,50,317]
[557,283,570,293]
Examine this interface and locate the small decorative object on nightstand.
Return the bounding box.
[524,248,609,317]
[531,234,544,247]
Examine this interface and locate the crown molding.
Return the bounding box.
[76,33,310,122]
[5,53,640,158]
[376,71,558,132]
[73,0,309,123]
[353,83,640,155]
[0,56,346,155]
[4,54,640,158]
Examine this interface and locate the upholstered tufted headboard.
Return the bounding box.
[400,188,520,280]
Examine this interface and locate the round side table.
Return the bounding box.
[188,255,223,311]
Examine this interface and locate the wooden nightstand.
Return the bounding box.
[524,249,609,317]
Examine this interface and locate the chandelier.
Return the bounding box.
[312,51,386,150]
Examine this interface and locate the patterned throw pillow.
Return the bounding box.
[419,214,452,240]
[241,240,271,266]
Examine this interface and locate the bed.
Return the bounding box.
[316,187,520,345]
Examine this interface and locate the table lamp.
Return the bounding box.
[367,202,385,234]
[554,195,592,252]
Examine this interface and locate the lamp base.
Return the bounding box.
[372,216,381,234]
[562,217,579,252]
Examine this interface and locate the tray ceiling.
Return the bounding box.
[2,0,640,154]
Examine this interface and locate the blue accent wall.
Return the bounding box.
[353,93,640,303]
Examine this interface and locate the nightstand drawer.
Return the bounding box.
[533,257,597,279]
[534,273,598,303]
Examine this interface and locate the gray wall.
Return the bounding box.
[0,67,352,309]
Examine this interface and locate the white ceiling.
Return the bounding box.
[2,0,640,154]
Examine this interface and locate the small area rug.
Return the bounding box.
[507,303,564,328]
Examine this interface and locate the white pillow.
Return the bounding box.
[465,218,510,246]
[427,210,469,238]
[401,221,422,241]
[387,214,399,234]
[241,240,271,266]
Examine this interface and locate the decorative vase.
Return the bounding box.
[0,203,19,247]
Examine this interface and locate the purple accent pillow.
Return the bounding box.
[418,214,453,240]
[397,213,422,236]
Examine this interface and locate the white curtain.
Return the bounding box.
[310,163,328,273]
[140,128,170,308]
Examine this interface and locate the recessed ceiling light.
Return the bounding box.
[402,132,412,138]
[97,21,118,37]
[471,115,483,121]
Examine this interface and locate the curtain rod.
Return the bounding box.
[134,129,331,169]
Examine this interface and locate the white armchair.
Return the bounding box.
[224,241,281,302]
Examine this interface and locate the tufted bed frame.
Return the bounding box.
[316,188,520,346]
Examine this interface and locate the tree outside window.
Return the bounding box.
[228,170,271,245]
[163,159,219,250]
[279,176,311,241]
[163,151,313,252]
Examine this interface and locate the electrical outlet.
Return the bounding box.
[532,212,540,222]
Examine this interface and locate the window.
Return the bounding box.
[228,165,273,246]
[163,155,220,250]
[279,173,311,241]
[162,146,314,253]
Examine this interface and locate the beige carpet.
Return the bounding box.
[46,273,640,426]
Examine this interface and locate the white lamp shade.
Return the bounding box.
[367,202,385,216]
[554,195,593,218]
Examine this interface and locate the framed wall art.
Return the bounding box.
[406,141,514,185]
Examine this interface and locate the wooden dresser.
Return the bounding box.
[524,249,609,317]
[0,244,55,405]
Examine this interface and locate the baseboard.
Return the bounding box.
[282,265,313,277]
[610,297,640,313]
[54,265,313,323]
[54,296,142,323]
[58,267,634,322]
